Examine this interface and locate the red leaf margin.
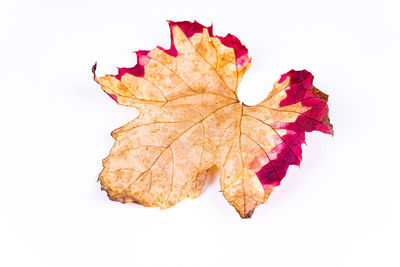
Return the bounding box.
[92,20,251,94]
[256,70,333,187]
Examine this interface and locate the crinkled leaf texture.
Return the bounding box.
[93,20,333,218]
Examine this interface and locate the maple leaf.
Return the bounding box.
[93,20,333,218]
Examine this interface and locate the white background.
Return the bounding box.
[1,0,399,266]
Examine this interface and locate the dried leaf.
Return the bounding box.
[93,20,333,218]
